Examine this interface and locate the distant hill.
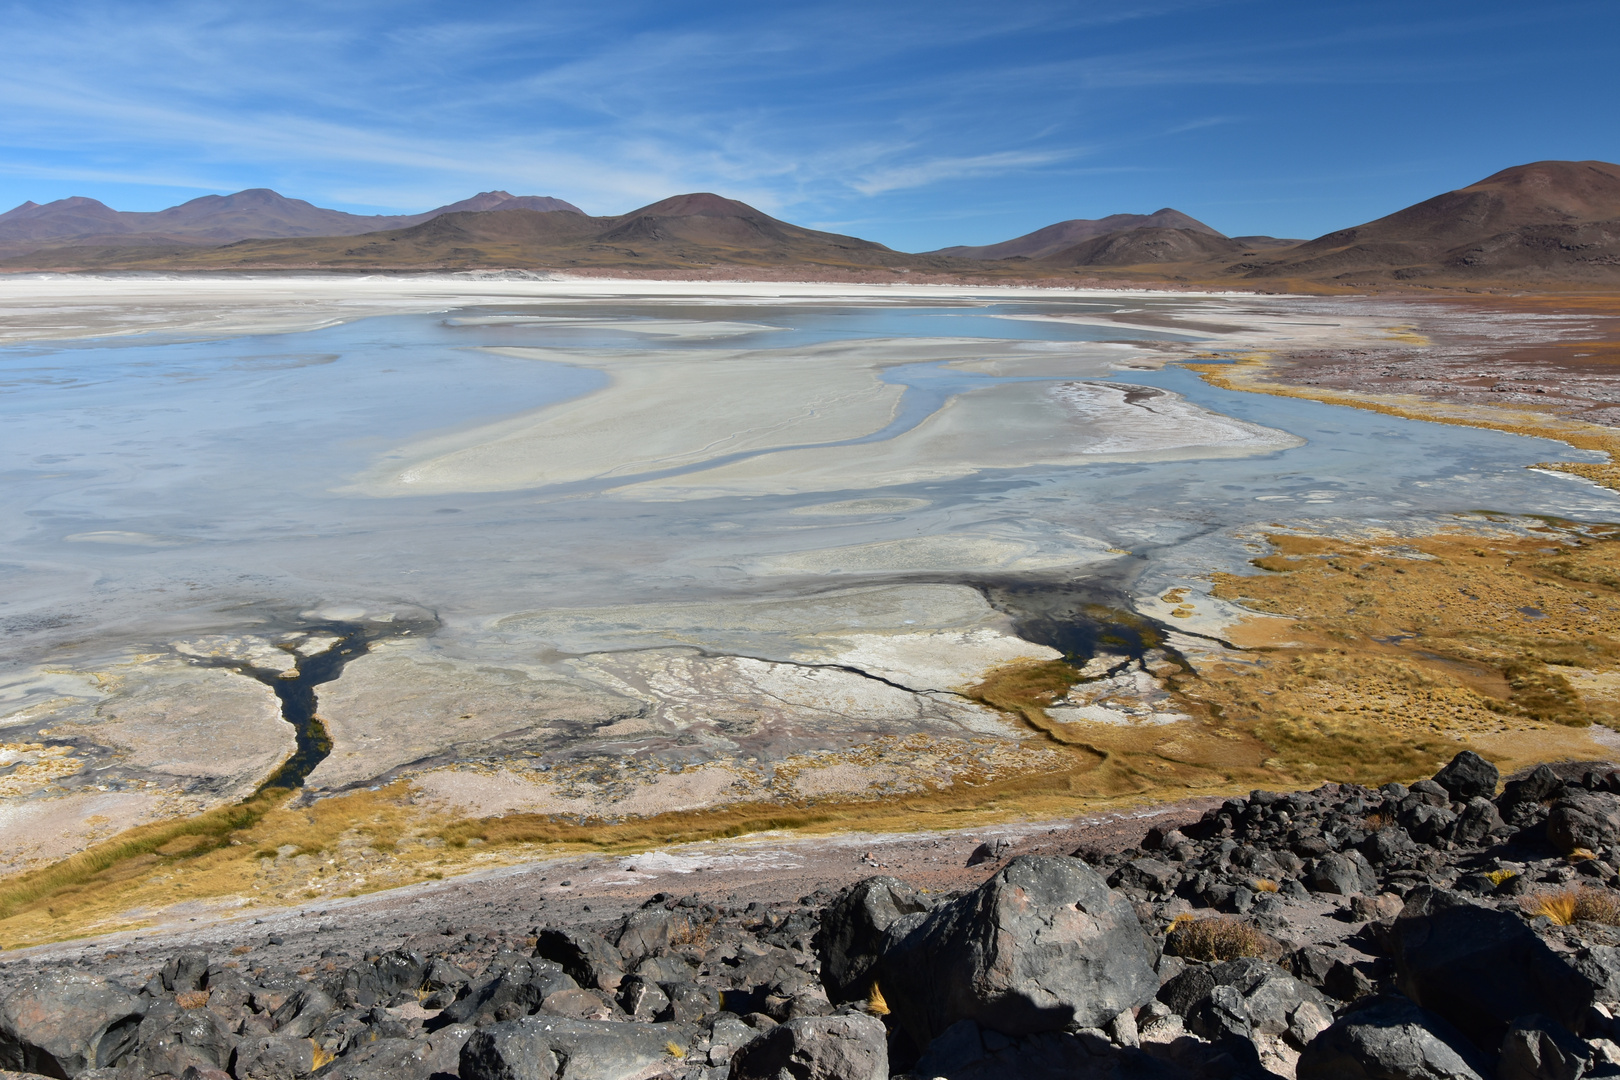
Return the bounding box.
[1034,227,1245,267]
[0,189,584,255]
[1236,160,1620,283]
[932,208,1222,260]
[8,162,1619,289]
[5,193,958,273]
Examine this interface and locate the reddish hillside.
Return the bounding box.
[1037,227,1243,267]
[0,188,585,255]
[1247,160,1620,282]
[932,208,1222,260]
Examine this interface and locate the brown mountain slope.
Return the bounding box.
[1239,160,1620,283]
[0,188,585,256]
[0,196,130,242]
[1036,227,1245,267]
[5,194,967,273]
[931,208,1221,260]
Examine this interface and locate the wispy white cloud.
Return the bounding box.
[851,150,1085,196]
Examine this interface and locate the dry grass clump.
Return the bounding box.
[1485,868,1518,887]
[1252,878,1280,893]
[1165,914,1269,962]
[866,981,890,1016]
[1522,886,1620,926]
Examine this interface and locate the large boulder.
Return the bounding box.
[1309,850,1378,895]
[534,929,625,993]
[0,975,146,1077]
[908,1018,1151,1080]
[1433,751,1499,801]
[441,960,579,1027]
[815,876,931,1004]
[120,1001,234,1077]
[314,1024,474,1080]
[876,855,1158,1049]
[1393,889,1593,1052]
[340,950,428,1008]
[232,1034,317,1080]
[612,904,697,965]
[1501,765,1565,824]
[1297,994,1492,1080]
[269,985,336,1039]
[1547,790,1620,854]
[1402,804,1459,846]
[1107,858,1178,895]
[1498,1014,1591,1080]
[159,952,210,994]
[1573,944,1620,1002]
[1451,798,1504,846]
[459,1016,691,1080]
[728,1013,887,1080]
[1202,957,1333,1044]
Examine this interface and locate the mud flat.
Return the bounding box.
[4,279,1620,946]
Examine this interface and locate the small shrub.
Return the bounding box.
[1522,886,1620,926]
[1363,811,1394,831]
[1252,878,1280,893]
[1165,916,1269,962]
[1484,869,1518,887]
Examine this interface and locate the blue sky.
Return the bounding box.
[1,0,1615,250]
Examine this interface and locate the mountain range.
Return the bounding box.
[0,188,582,253]
[4,160,1617,288]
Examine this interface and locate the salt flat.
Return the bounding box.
[2,274,1618,872]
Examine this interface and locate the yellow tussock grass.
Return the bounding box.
[1165,916,1269,962]
[1522,886,1620,926]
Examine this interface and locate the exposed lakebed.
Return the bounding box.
[1,278,1618,875]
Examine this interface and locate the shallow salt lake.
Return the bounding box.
[2,279,1619,858]
[1,290,1616,678]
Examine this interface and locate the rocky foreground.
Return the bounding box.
[7,753,1620,1078]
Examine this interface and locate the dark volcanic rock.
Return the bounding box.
[340,950,427,1008]
[233,1033,317,1080]
[728,1012,887,1080]
[1501,764,1565,824]
[612,903,697,965]
[1393,889,1593,1052]
[534,929,625,993]
[159,952,210,994]
[122,1000,236,1077]
[1108,857,1178,894]
[877,855,1157,1048]
[269,985,336,1039]
[0,974,146,1077]
[1497,1014,1591,1080]
[1309,850,1377,895]
[1432,751,1500,801]
[1547,790,1620,854]
[1451,798,1505,846]
[1297,994,1492,1080]
[459,1015,690,1080]
[442,959,578,1027]
[815,876,931,1004]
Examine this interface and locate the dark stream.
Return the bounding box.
[975,574,1186,669]
[192,619,436,796]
